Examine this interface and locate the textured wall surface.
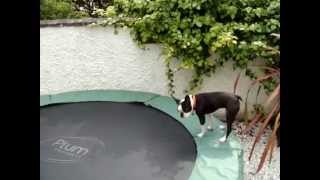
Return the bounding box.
[40,26,266,117]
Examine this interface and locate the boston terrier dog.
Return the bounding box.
[173,92,242,143]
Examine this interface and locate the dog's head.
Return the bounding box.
[177,95,194,118]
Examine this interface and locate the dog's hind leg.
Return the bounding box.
[219,110,237,143]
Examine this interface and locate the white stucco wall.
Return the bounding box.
[40,26,266,118]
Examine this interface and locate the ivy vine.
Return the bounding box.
[96,0,280,96]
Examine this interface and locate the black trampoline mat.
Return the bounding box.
[40,101,197,180]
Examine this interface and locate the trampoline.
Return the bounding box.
[40,90,244,180]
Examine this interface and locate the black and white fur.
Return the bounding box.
[174,92,242,143]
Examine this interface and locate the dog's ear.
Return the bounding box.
[184,95,190,103]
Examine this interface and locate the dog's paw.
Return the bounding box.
[219,136,227,143]
[197,133,204,138]
[219,125,226,130]
[207,126,213,131]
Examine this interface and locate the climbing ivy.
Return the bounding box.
[96,0,280,95]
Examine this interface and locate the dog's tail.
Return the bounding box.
[235,95,242,102]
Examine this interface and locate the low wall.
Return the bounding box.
[40,19,267,118]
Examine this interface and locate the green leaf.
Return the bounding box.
[228,6,238,19]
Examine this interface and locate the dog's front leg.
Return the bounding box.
[207,114,214,131]
[197,114,207,138]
